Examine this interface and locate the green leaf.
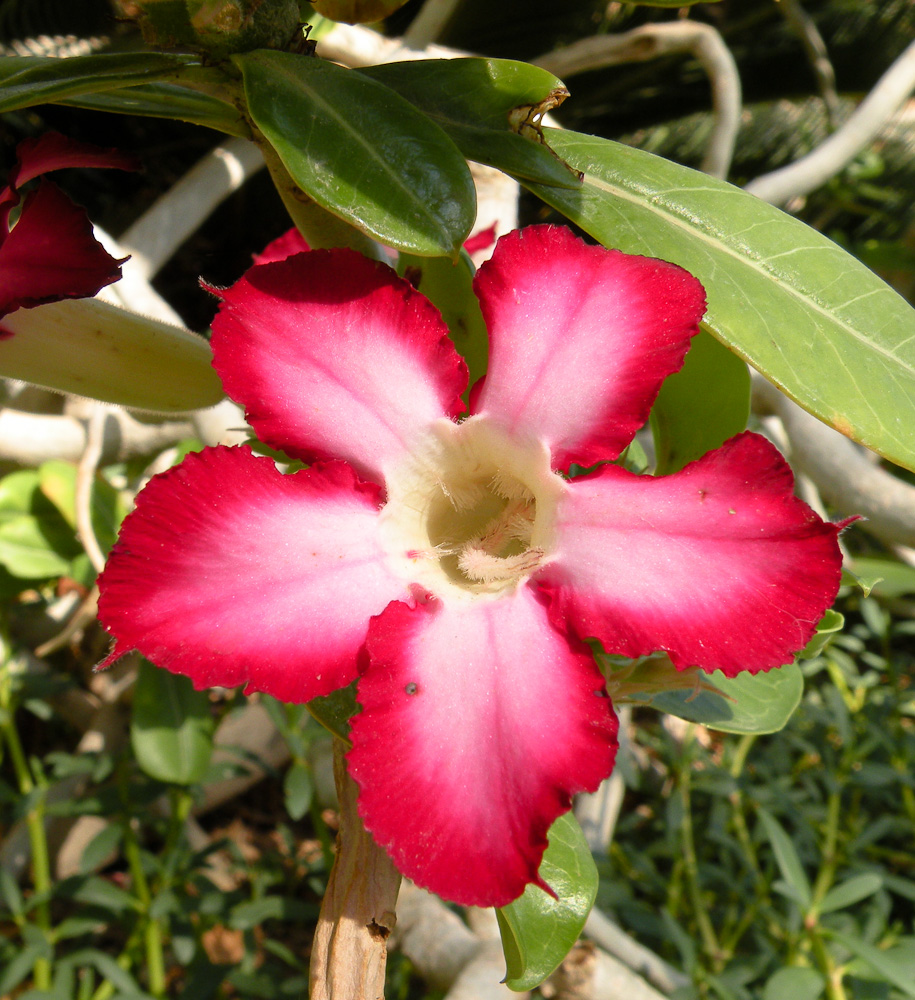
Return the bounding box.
[38,461,126,560]
[849,557,915,598]
[817,873,883,915]
[0,52,200,113]
[798,609,844,659]
[757,808,812,911]
[633,662,803,735]
[361,58,581,189]
[59,82,248,137]
[527,131,915,473]
[496,812,597,992]
[229,896,316,930]
[131,659,215,785]
[763,967,825,1000]
[0,470,80,578]
[825,929,915,998]
[651,327,750,474]
[307,684,357,744]
[235,50,475,256]
[283,761,313,821]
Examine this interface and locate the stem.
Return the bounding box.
[309,739,402,1000]
[120,772,167,998]
[0,667,53,990]
[678,730,722,968]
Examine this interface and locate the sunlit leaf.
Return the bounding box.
[631,662,803,735]
[131,659,215,785]
[235,50,475,256]
[651,327,750,474]
[496,812,597,992]
[527,131,915,473]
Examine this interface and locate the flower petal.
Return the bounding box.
[97,446,408,702]
[348,586,618,907]
[538,432,844,675]
[252,227,310,265]
[209,249,467,484]
[8,132,140,190]
[0,181,127,316]
[472,225,706,468]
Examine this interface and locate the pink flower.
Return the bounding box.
[0,132,138,319]
[97,225,844,906]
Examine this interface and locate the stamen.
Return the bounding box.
[491,471,534,502]
[437,478,486,511]
[458,546,545,584]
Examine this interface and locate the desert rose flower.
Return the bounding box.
[0,131,138,318]
[97,225,845,906]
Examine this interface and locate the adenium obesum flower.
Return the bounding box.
[0,132,138,318]
[97,225,845,907]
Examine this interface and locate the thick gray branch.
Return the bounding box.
[745,38,915,204]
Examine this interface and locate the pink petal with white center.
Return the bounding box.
[209,249,467,484]
[97,446,408,703]
[537,432,845,676]
[0,181,127,316]
[472,226,706,468]
[348,586,618,907]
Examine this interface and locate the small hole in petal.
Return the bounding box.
[405,682,418,695]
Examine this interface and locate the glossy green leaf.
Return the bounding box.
[527,131,915,473]
[763,967,824,1000]
[0,52,200,113]
[825,929,915,998]
[634,662,803,735]
[362,59,581,188]
[398,249,488,392]
[651,326,750,474]
[496,812,597,992]
[817,873,883,915]
[235,50,475,256]
[60,82,248,136]
[758,808,812,911]
[131,659,215,785]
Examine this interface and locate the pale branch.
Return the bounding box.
[778,0,840,123]
[401,0,464,49]
[575,706,631,854]
[0,408,197,465]
[117,138,265,280]
[75,405,108,575]
[534,21,742,179]
[753,377,915,547]
[745,37,915,205]
[544,941,669,1000]
[583,908,690,995]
